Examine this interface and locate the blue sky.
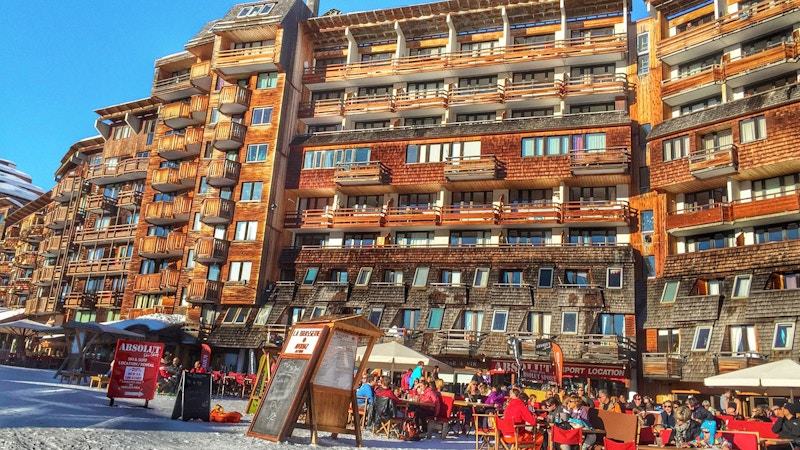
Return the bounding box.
[0,0,647,190]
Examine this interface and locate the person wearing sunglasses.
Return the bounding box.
[658,401,676,430]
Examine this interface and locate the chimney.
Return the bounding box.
[306,0,320,17]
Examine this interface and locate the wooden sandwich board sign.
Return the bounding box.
[246,352,272,415]
[247,324,328,442]
[171,371,212,421]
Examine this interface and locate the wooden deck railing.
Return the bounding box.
[207,159,241,186]
[201,198,235,223]
[436,329,488,355]
[661,65,724,98]
[642,353,683,379]
[444,155,498,180]
[439,204,499,225]
[333,161,388,185]
[688,144,737,176]
[214,45,277,70]
[152,73,191,93]
[133,270,180,293]
[195,237,230,263]
[74,223,136,243]
[384,206,441,227]
[67,258,130,276]
[330,207,384,228]
[562,201,630,223]
[499,202,561,224]
[284,209,332,229]
[187,279,224,303]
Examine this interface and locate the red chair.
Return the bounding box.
[721,430,760,450]
[604,437,636,450]
[660,428,673,446]
[638,426,655,445]
[551,426,583,450]
[495,414,539,450]
[427,394,457,438]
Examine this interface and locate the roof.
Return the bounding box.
[4,191,51,229]
[94,98,160,121]
[292,111,631,147]
[186,0,304,47]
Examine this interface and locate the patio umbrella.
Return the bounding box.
[704,358,800,400]
[0,319,55,338]
[356,341,454,374]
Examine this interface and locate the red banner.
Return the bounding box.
[107,339,164,401]
[491,359,628,382]
[552,342,564,387]
[200,344,211,371]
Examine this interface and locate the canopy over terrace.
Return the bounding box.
[53,320,145,378]
[704,358,800,399]
[356,340,454,375]
[0,319,57,361]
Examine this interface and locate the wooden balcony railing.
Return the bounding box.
[32,265,57,286]
[384,206,441,227]
[499,202,561,224]
[200,198,235,225]
[66,258,130,276]
[152,72,191,94]
[20,224,45,243]
[52,176,84,202]
[143,197,192,225]
[436,329,488,355]
[666,202,731,231]
[133,270,180,294]
[74,223,136,244]
[642,353,683,379]
[213,121,247,150]
[116,189,142,210]
[330,207,384,228]
[448,85,504,106]
[343,94,395,115]
[63,292,96,309]
[579,334,636,361]
[85,194,116,214]
[394,89,449,110]
[218,85,252,115]
[569,147,630,174]
[333,161,389,186]
[563,73,628,96]
[688,144,738,178]
[41,234,70,256]
[187,279,224,303]
[732,192,800,222]
[213,45,277,73]
[284,209,332,229]
[14,252,38,268]
[162,102,193,128]
[190,60,212,90]
[562,201,630,223]
[194,237,230,263]
[87,157,148,184]
[503,80,562,102]
[157,128,203,160]
[661,65,724,98]
[0,261,12,275]
[657,0,800,60]
[44,206,79,229]
[298,98,345,118]
[151,162,197,192]
[440,204,499,225]
[207,159,241,187]
[95,290,123,308]
[724,40,799,79]
[444,155,498,180]
[138,232,186,259]
[716,351,768,374]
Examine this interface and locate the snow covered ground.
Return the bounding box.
[0,365,476,449]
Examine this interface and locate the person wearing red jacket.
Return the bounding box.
[505,389,539,426]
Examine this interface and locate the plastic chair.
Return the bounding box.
[603,437,636,450]
[550,426,583,450]
[495,414,538,450]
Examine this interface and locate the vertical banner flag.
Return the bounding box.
[200,344,211,371]
[108,339,164,401]
[552,342,564,388]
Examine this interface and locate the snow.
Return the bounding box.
[0,365,477,450]
[104,314,187,332]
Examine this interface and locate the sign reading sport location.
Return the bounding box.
[108,339,164,406]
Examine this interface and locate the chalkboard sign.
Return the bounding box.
[171,372,211,422]
[248,357,311,440]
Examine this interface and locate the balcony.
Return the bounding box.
[95,290,123,308]
[2,237,19,253]
[298,98,345,123]
[218,85,251,116]
[716,352,767,374]
[343,94,395,117]
[330,207,384,229]
[213,122,247,150]
[66,258,130,277]
[20,224,45,243]
[444,155,498,181]
[0,261,12,276]
[283,209,332,229]
[333,161,389,186]
[74,223,136,244]
[63,292,96,310]
[41,234,70,257]
[133,270,180,294]
[688,144,738,179]
[200,198,235,225]
[642,353,683,379]
[32,266,57,286]
[666,202,732,235]
[86,157,149,185]
[569,147,630,175]
[194,237,230,264]
[384,206,440,227]
[213,44,278,77]
[498,202,561,225]
[207,159,241,187]
[656,0,800,65]
[561,201,631,225]
[502,80,562,104]
[661,66,724,106]
[724,41,800,88]
[448,85,503,109]
[579,334,636,362]
[161,95,208,129]
[85,194,116,214]
[394,89,448,113]
[190,61,212,91]
[44,205,81,230]
[732,192,800,225]
[151,162,198,192]
[187,279,223,304]
[436,329,488,355]
[52,176,84,202]
[14,252,38,269]
[157,127,203,161]
[143,196,192,225]
[116,188,142,210]
[563,74,628,102]
[138,232,186,259]
[440,203,499,226]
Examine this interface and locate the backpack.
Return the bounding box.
[400,419,421,441]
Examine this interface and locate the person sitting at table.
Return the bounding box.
[189,360,206,373]
[478,382,491,397]
[688,419,731,450]
[485,384,506,414]
[506,389,538,426]
[528,392,541,411]
[749,405,772,422]
[375,376,401,405]
[670,405,701,447]
[563,395,596,450]
[356,373,377,406]
[772,402,800,445]
[410,380,439,434]
[598,389,621,413]
[658,400,676,430]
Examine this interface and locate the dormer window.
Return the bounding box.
[238,3,273,17]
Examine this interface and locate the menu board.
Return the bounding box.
[313,331,357,389]
[248,357,311,440]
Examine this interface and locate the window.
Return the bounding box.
[256,72,278,89]
[368,307,383,326]
[562,312,578,334]
[355,268,372,287]
[251,107,273,125]
[223,307,249,324]
[238,3,272,16]
[773,323,795,350]
[406,141,481,164]
[663,135,690,161]
[658,329,680,353]
[731,275,752,298]
[607,268,623,289]
[740,116,767,143]
[302,267,319,286]
[565,269,590,287]
[440,270,462,286]
[597,313,626,336]
[462,311,484,331]
[492,311,509,332]
[311,306,326,318]
[384,269,403,285]
[521,135,569,156]
[637,55,650,76]
[644,256,656,279]
[473,268,490,288]
[253,305,272,325]
[401,309,420,329]
[756,221,800,244]
[208,264,221,281]
[412,267,429,287]
[303,147,371,169]
[246,144,268,162]
[240,182,262,201]
[537,268,554,288]
[185,249,195,269]
[692,326,713,351]
[661,281,680,303]
[228,261,252,282]
[330,269,348,284]
[234,221,258,241]
[289,307,306,324]
[113,124,132,140]
[687,231,734,252]
[198,176,208,194]
[729,325,757,354]
[641,210,654,233]
[450,230,491,246]
[498,270,524,286]
[428,308,444,330]
[525,313,552,336]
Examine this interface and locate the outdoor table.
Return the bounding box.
[761,437,794,447]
